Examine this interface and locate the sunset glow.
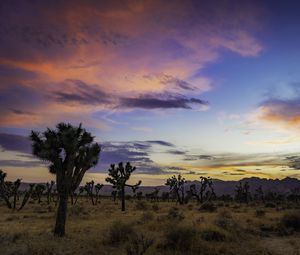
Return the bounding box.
[1,0,300,185]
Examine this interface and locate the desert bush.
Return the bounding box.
[135,200,148,211]
[187,204,193,210]
[201,228,226,242]
[255,209,266,217]
[218,208,232,219]
[161,225,197,251]
[152,203,159,212]
[216,201,225,207]
[199,202,217,212]
[68,205,89,216]
[167,207,184,220]
[280,212,300,232]
[104,220,136,245]
[265,202,276,208]
[140,212,154,222]
[215,209,237,231]
[126,234,154,255]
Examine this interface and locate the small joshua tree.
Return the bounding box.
[165,175,186,205]
[18,184,35,211]
[188,176,214,203]
[235,182,251,204]
[34,184,46,204]
[106,162,141,211]
[12,179,21,209]
[30,122,101,236]
[254,185,265,202]
[0,170,12,208]
[84,181,95,205]
[46,181,55,204]
[95,183,104,204]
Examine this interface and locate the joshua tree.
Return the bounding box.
[46,181,55,204]
[30,122,101,236]
[165,175,186,205]
[145,188,159,202]
[73,186,84,205]
[95,183,104,204]
[34,184,46,204]
[0,170,12,208]
[111,190,118,203]
[18,184,35,211]
[188,176,214,203]
[12,179,21,209]
[84,181,95,205]
[254,185,265,202]
[106,162,141,211]
[235,182,251,204]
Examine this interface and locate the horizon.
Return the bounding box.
[1,0,300,185]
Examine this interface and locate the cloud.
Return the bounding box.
[119,93,208,110]
[145,140,174,147]
[0,159,44,168]
[0,133,31,154]
[50,79,209,110]
[50,79,112,106]
[256,98,300,131]
[167,150,187,155]
[286,156,300,170]
[184,154,215,161]
[0,0,264,128]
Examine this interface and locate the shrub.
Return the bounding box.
[167,207,184,220]
[104,221,136,245]
[265,202,276,208]
[140,212,154,222]
[135,200,148,211]
[215,210,237,231]
[255,209,266,217]
[280,213,300,232]
[126,234,154,255]
[68,205,89,216]
[152,204,159,212]
[201,228,226,242]
[199,202,217,212]
[162,225,196,251]
[187,204,194,210]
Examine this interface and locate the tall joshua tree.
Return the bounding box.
[106,162,141,211]
[166,175,186,205]
[189,176,214,203]
[30,123,101,236]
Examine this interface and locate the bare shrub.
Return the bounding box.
[201,228,226,242]
[167,207,184,220]
[160,225,197,251]
[135,200,148,211]
[126,234,154,255]
[280,212,300,234]
[104,220,136,245]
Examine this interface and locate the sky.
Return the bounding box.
[1,0,300,185]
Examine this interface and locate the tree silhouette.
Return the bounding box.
[188,176,214,203]
[30,123,101,236]
[0,170,12,208]
[235,181,251,204]
[95,183,104,204]
[106,162,141,211]
[46,181,55,204]
[165,175,186,204]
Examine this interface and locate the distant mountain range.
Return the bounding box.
[19,177,300,196]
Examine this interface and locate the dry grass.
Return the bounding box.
[0,199,300,255]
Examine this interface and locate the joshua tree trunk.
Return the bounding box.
[121,186,125,211]
[54,192,68,236]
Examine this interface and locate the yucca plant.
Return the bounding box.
[30,123,101,236]
[106,162,141,211]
